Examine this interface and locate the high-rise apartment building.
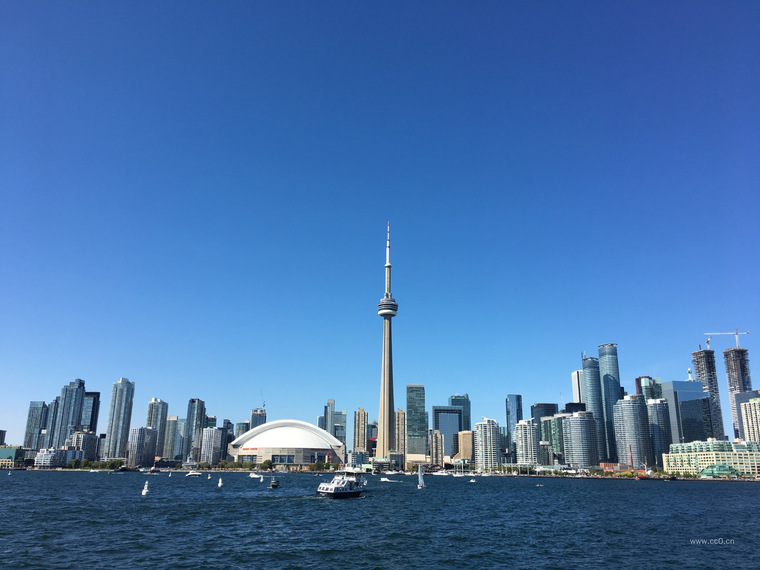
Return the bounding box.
[184,398,206,462]
[103,378,135,460]
[661,380,713,444]
[24,401,49,451]
[531,403,559,441]
[514,419,538,465]
[235,421,250,438]
[741,399,760,443]
[164,416,179,460]
[613,395,653,469]
[430,430,444,467]
[474,418,500,471]
[724,348,752,438]
[376,224,398,459]
[81,392,100,433]
[432,406,463,458]
[562,411,598,469]
[505,394,523,462]
[353,408,368,452]
[598,343,621,462]
[406,385,428,455]
[200,427,225,465]
[455,430,474,462]
[581,356,607,462]
[691,349,725,439]
[394,408,406,460]
[571,370,584,403]
[127,426,157,468]
[146,398,169,459]
[50,379,86,449]
[637,376,663,401]
[646,398,671,467]
[449,394,471,431]
[733,390,760,440]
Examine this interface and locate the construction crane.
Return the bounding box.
[704,330,752,349]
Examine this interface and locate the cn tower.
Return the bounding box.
[376,222,398,460]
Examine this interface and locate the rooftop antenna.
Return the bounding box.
[260,389,265,409]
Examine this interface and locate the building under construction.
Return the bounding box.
[691,349,725,440]
[724,348,753,438]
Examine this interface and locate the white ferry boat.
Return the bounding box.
[317,467,366,498]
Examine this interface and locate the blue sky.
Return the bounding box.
[2,2,758,446]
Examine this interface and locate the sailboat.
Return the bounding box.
[218,477,223,488]
[141,481,149,496]
[417,465,425,489]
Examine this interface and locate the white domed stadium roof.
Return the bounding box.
[230,419,343,452]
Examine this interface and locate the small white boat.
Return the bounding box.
[141,481,149,496]
[207,474,211,480]
[417,465,425,489]
[186,471,202,477]
[249,472,264,481]
[218,477,223,488]
[469,478,477,483]
[168,472,172,478]
[317,467,365,498]
[269,476,280,489]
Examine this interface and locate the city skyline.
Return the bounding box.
[2,3,758,445]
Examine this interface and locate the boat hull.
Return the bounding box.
[316,489,364,499]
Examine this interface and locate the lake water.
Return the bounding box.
[2,471,757,568]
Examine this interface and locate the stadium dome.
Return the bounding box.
[228,419,345,468]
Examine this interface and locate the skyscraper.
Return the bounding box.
[733,390,760,440]
[531,403,559,441]
[562,411,598,469]
[571,370,584,403]
[474,418,500,471]
[395,408,407,460]
[164,416,179,460]
[184,398,206,462]
[50,379,86,449]
[598,343,621,462]
[432,406,463,457]
[613,395,653,469]
[581,356,607,462]
[146,398,169,459]
[200,427,225,465]
[103,378,135,460]
[691,349,725,439]
[250,408,267,429]
[406,385,428,455]
[661,380,713,444]
[377,223,398,460]
[24,401,49,451]
[127,426,157,468]
[449,394,471,431]
[353,408,368,452]
[514,419,539,465]
[724,348,752,438]
[81,392,100,433]
[741,399,760,443]
[647,398,671,467]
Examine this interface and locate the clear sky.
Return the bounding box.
[2,2,758,446]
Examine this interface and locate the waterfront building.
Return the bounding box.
[562,411,598,469]
[613,395,653,469]
[449,394,471,431]
[660,380,713,445]
[724,348,753,438]
[741,399,760,443]
[68,430,99,462]
[433,406,463,458]
[647,399,672,468]
[353,408,368,452]
[430,430,445,467]
[406,385,428,455]
[733,390,760,440]
[184,398,206,462]
[571,370,584,403]
[663,440,760,477]
[455,430,474,462]
[376,224,399,460]
[505,394,523,462]
[598,343,622,462]
[581,356,607,462]
[691,349,725,439]
[228,419,345,467]
[514,419,539,465]
[127,427,157,468]
[103,378,135,460]
[200,427,225,465]
[49,379,86,449]
[474,418,500,471]
[175,418,186,461]
[531,403,558,441]
[34,448,67,469]
[543,413,570,464]
[24,401,48,451]
[394,408,406,462]
[146,398,169,459]
[539,441,553,466]
[250,408,266,429]
[163,416,179,460]
[81,392,100,433]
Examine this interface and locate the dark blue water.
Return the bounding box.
[2,471,757,568]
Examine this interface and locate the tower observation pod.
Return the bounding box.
[376,223,398,460]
